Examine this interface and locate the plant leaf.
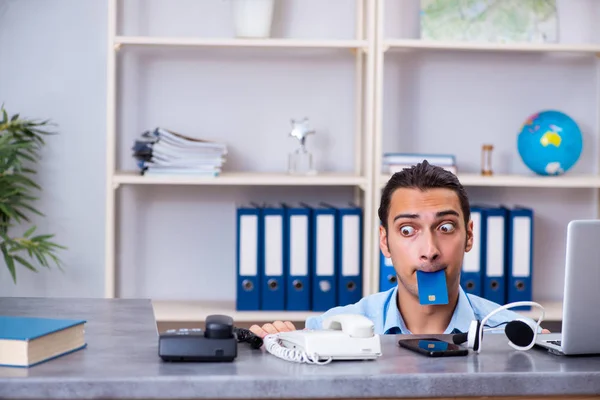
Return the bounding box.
[33,249,48,268]
[14,255,38,273]
[1,244,17,283]
[23,225,36,238]
[32,234,55,241]
[0,105,65,280]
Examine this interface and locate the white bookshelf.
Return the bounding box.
[105,0,377,318]
[370,0,600,315]
[152,299,321,323]
[115,36,368,49]
[114,171,368,188]
[151,298,561,323]
[379,173,600,189]
[384,38,600,54]
[106,0,590,324]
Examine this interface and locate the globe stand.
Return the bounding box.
[481,144,494,176]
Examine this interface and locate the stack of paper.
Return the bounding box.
[132,128,227,176]
[383,153,457,175]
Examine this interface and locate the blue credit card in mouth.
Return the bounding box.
[416,269,449,305]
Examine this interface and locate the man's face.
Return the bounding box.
[379,187,473,298]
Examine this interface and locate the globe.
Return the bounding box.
[517,110,583,176]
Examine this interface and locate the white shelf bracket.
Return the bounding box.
[114,43,122,52]
[112,181,121,190]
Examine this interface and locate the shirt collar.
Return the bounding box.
[382,286,476,335]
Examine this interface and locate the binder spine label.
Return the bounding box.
[239,215,258,276]
[342,214,360,276]
[512,216,532,277]
[265,215,283,276]
[290,215,308,276]
[316,214,335,276]
[486,216,505,277]
[462,211,481,272]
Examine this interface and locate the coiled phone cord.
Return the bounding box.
[263,334,332,365]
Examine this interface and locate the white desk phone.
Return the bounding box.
[263,314,382,365]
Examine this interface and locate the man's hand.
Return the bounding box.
[542,329,551,334]
[249,321,296,339]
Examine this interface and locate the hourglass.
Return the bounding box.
[481,144,494,176]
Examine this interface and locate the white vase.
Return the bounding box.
[231,0,275,38]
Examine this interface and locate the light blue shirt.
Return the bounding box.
[305,286,531,335]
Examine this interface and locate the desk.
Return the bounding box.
[1,297,599,400]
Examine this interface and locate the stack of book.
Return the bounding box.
[382,153,457,175]
[132,127,227,176]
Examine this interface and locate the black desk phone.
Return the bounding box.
[158,314,262,362]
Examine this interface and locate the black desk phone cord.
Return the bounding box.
[234,327,263,349]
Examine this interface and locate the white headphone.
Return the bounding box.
[465,301,545,353]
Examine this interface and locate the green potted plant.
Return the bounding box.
[0,104,65,283]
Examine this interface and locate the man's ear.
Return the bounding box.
[465,218,474,252]
[379,225,391,258]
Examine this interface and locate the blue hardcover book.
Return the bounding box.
[0,316,87,367]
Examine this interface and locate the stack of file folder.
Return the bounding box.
[236,202,364,312]
[378,205,535,310]
[131,127,227,176]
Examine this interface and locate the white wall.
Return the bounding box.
[0,0,107,296]
[1,0,598,304]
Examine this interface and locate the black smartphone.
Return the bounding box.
[398,338,468,357]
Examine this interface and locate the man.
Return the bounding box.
[250,161,547,338]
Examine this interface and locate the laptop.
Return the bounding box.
[535,219,600,355]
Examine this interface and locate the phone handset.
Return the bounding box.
[321,314,375,338]
[263,314,381,365]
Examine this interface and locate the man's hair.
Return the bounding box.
[378,160,471,231]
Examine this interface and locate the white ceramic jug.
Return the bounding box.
[231,0,275,38]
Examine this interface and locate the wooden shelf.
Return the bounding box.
[114,171,367,188]
[115,36,368,49]
[384,39,600,54]
[151,299,562,323]
[380,173,600,188]
[152,300,321,323]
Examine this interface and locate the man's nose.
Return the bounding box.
[420,233,440,262]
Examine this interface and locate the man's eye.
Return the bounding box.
[439,223,455,233]
[400,226,415,236]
